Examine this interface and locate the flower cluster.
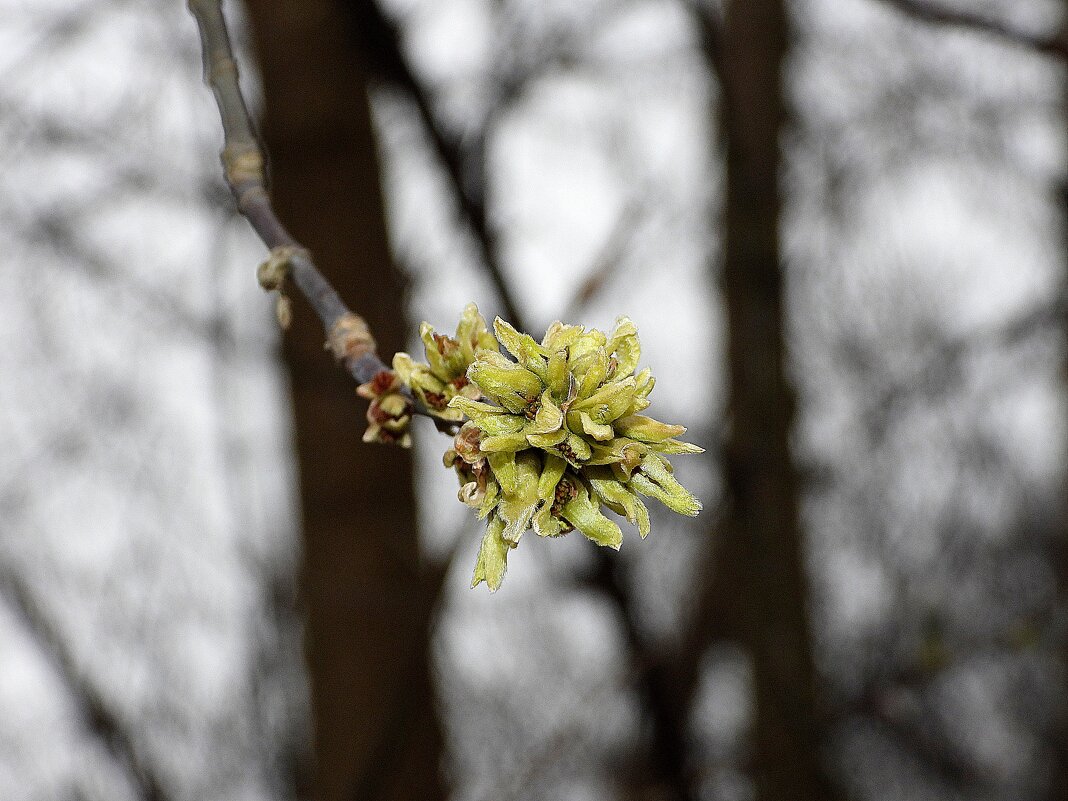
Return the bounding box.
[392,303,498,422]
[355,369,413,447]
[392,305,702,591]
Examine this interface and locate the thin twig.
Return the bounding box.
[0,566,172,801]
[187,0,391,385]
[871,0,1068,59]
[562,198,646,322]
[344,0,525,329]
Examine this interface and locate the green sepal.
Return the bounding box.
[532,389,564,434]
[573,347,608,400]
[472,515,513,592]
[577,410,614,442]
[478,479,500,519]
[559,481,623,549]
[545,350,571,397]
[651,439,704,455]
[526,429,568,449]
[481,431,531,453]
[467,351,544,412]
[629,454,702,517]
[587,470,651,538]
[613,414,686,443]
[607,316,640,378]
[494,318,548,380]
[572,376,636,419]
[455,302,498,363]
[487,451,519,495]
[497,453,541,543]
[537,455,568,504]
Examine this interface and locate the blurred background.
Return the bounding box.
[1,0,1066,800]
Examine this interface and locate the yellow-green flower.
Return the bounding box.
[390,307,703,591]
[392,302,498,420]
[356,369,413,448]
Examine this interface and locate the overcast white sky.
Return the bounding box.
[1,0,1066,798]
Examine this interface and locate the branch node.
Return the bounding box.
[257,245,306,330]
[256,245,303,291]
[222,143,265,188]
[327,312,378,363]
[208,54,239,85]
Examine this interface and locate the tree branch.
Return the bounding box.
[0,567,173,801]
[187,0,392,385]
[871,0,1068,59]
[342,0,525,329]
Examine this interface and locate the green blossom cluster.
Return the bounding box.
[393,304,702,591]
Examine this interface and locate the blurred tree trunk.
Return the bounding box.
[713,2,839,800]
[241,3,445,801]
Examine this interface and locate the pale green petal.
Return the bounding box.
[419,322,448,376]
[542,321,585,351]
[474,414,526,437]
[554,431,592,465]
[587,438,649,469]
[448,395,506,417]
[448,395,512,426]
[613,414,686,443]
[546,350,571,397]
[587,471,651,538]
[633,368,655,398]
[651,439,705,455]
[497,453,541,543]
[532,389,564,434]
[417,317,469,378]
[392,352,416,383]
[406,366,446,394]
[560,481,622,549]
[487,451,519,495]
[533,503,569,537]
[471,515,512,591]
[537,454,568,504]
[567,329,607,365]
[603,382,640,421]
[481,431,530,452]
[478,479,500,519]
[578,410,614,442]
[607,316,640,378]
[467,353,543,412]
[455,302,495,363]
[494,318,548,380]
[571,376,636,416]
[499,497,536,543]
[625,396,652,415]
[573,347,608,400]
[629,454,702,516]
[527,429,568,449]
[621,369,655,416]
